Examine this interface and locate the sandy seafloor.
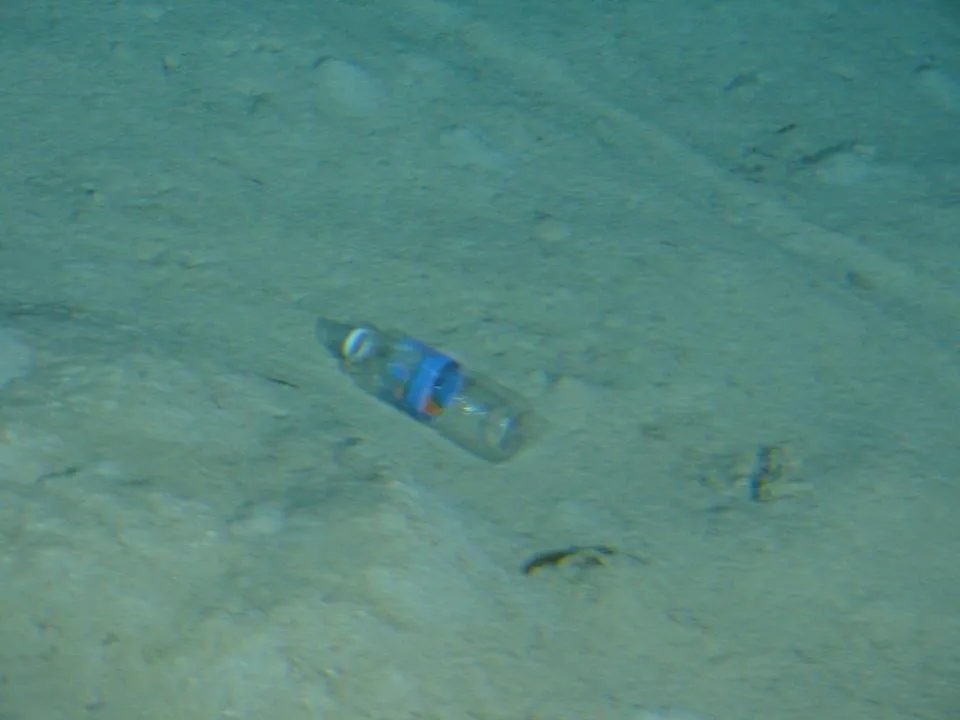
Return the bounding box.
[1,0,959,718]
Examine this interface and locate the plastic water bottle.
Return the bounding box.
[316,318,538,462]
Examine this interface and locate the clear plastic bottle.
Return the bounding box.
[316,317,539,462]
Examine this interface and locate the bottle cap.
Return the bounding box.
[316,318,365,359]
[340,326,375,361]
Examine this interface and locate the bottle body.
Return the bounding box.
[316,318,537,462]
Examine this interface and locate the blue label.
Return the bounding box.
[388,338,462,420]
